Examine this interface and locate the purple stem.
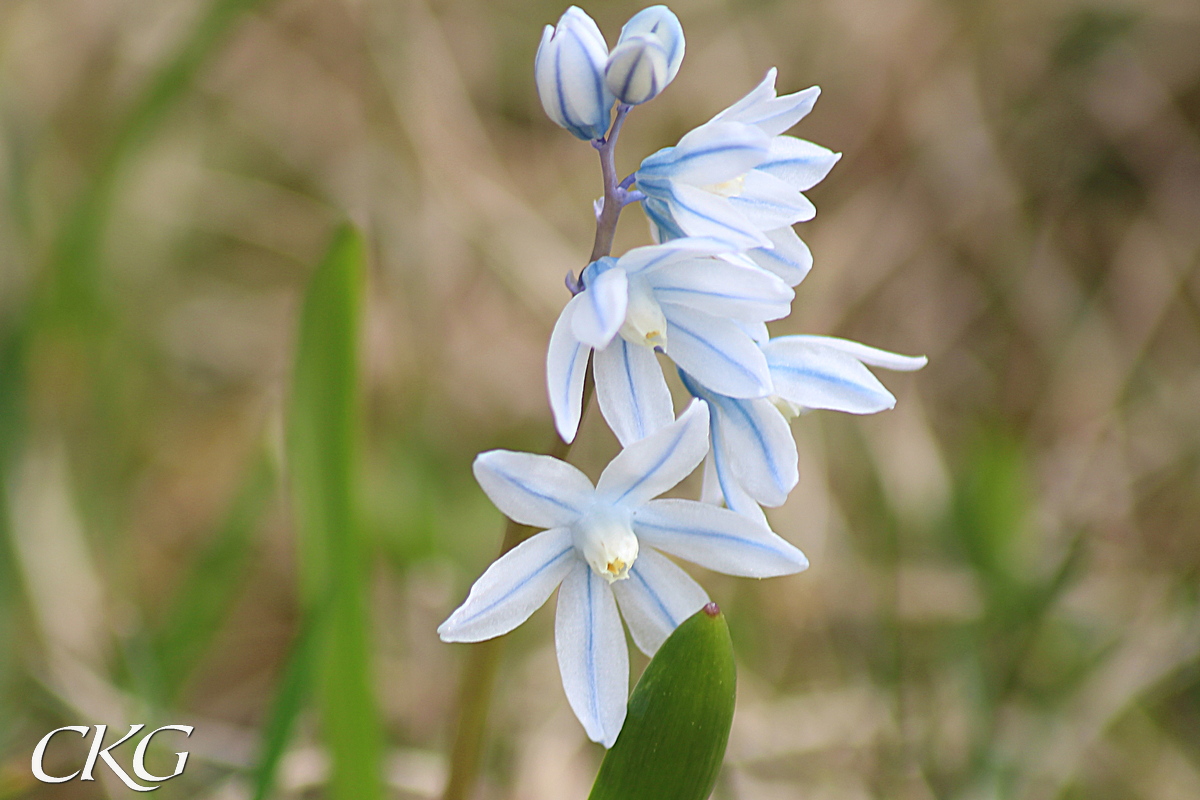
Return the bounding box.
[588,104,632,263]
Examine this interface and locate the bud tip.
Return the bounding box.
[702,602,720,617]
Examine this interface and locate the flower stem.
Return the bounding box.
[589,104,632,262]
[441,370,596,800]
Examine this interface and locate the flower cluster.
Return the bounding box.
[439,4,926,748]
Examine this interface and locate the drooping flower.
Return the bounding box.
[682,336,928,524]
[634,68,842,285]
[535,6,616,141]
[604,5,685,105]
[438,402,807,747]
[547,238,795,445]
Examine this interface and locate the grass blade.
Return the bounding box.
[288,223,383,800]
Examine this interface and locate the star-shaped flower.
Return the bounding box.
[682,336,928,524]
[438,402,807,747]
[635,68,842,286]
[548,238,794,446]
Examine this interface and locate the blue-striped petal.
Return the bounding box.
[594,336,674,447]
[547,293,592,443]
[571,266,628,349]
[749,227,813,286]
[781,335,929,371]
[611,548,708,656]
[556,561,628,748]
[438,527,576,642]
[711,68,821,137]
[661,302,772,398]
[646,256,793,322]
[473,450,595,529]
[638,121,769,186]
[709,394,797,507]
[596,399,709,508]
[763,336,915,414]
[757,136,841,191]
[727,169,816,228]
[632,498,808,577]
[666,183,772,249]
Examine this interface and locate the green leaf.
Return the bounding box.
[288,224,384,800]
[589,604,736,800]
[248,608,322,800]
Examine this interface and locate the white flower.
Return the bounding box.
[635,68,842,283]
[438,402,807,747]
[547,238,795,445]
[683,336,928,523]
[604,5,685,105]
[535,6,615,141]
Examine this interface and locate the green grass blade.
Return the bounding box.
[287,224,383,800]
[589,604,737,800]
[248,607,322,800]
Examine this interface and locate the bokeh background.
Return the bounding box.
[2,0,1199,798]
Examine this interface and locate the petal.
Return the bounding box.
[616,237,741,276]
[757,136,841,191]
[763,337,904,414]
[473,450,595,528]
[680,369,796,510]
[594,337,675,447]
[710,68,780,125]
[728,169,816,229]
[713,69,821,137]
[596,399,710,507]
[700,448,723,505]
[647,256,793,322]
[571,266,628,349]
[612,548,709,656]
[637,121,770,186]
[748,227,813,286]
[661,302,773,398]
[438,527,576,642]
[633,498,808,577]
[736,319,770,345]
[779,335,929,371]
[710,394,797,507]
[556,560,628,748]
[547,293,592,443]
[666,183,773,249]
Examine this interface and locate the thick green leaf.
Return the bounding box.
[589,604,736,800]
[288,224,384,800]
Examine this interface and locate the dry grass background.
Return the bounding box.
[1,0,1199,798]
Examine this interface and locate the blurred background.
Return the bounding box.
[2,0,1199,798]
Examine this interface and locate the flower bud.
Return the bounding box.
[534,6,615,141]
[604,34,670,105]
[615,5,685,85]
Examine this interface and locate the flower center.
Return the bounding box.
[619,277,668,349]
[702,175,745,198]
[573,505,639,583]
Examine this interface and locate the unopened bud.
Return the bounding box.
[605,34,670,105]
[615,6,684,85]
[534,7,615,141]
